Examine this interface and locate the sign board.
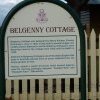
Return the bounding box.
[5,2,81,79]
[0,0,86,99]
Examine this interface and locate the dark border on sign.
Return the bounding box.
[7,35,78,77]
[0,0,86,100]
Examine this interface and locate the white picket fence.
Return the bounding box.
[6,29,100,100]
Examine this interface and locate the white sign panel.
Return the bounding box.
[5,2,80,79]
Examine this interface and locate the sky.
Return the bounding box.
[0,0,23,26]
[0,0,23,5]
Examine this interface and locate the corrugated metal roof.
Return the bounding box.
[80,11,90,26]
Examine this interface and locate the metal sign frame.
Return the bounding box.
[0,0,86,99]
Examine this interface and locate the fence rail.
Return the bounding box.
[6,29,100,100]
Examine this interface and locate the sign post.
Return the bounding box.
[0,0,86,99]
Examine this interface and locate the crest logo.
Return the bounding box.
[36,9,48,23]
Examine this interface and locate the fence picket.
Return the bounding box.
[73,78,80,99]
[6,80,11,99]
[54,79,61,100]
[13,80,19,100]
[90,29,96,99]
[62,78,70,100]
[29,79,35,100]
[36,79,44,100]
[45,79,53,100]
[21,80,27,100]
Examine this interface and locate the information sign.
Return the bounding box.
[0,0,86,99]
[4,2,81,79]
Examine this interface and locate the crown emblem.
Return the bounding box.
[36,9,48,23]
